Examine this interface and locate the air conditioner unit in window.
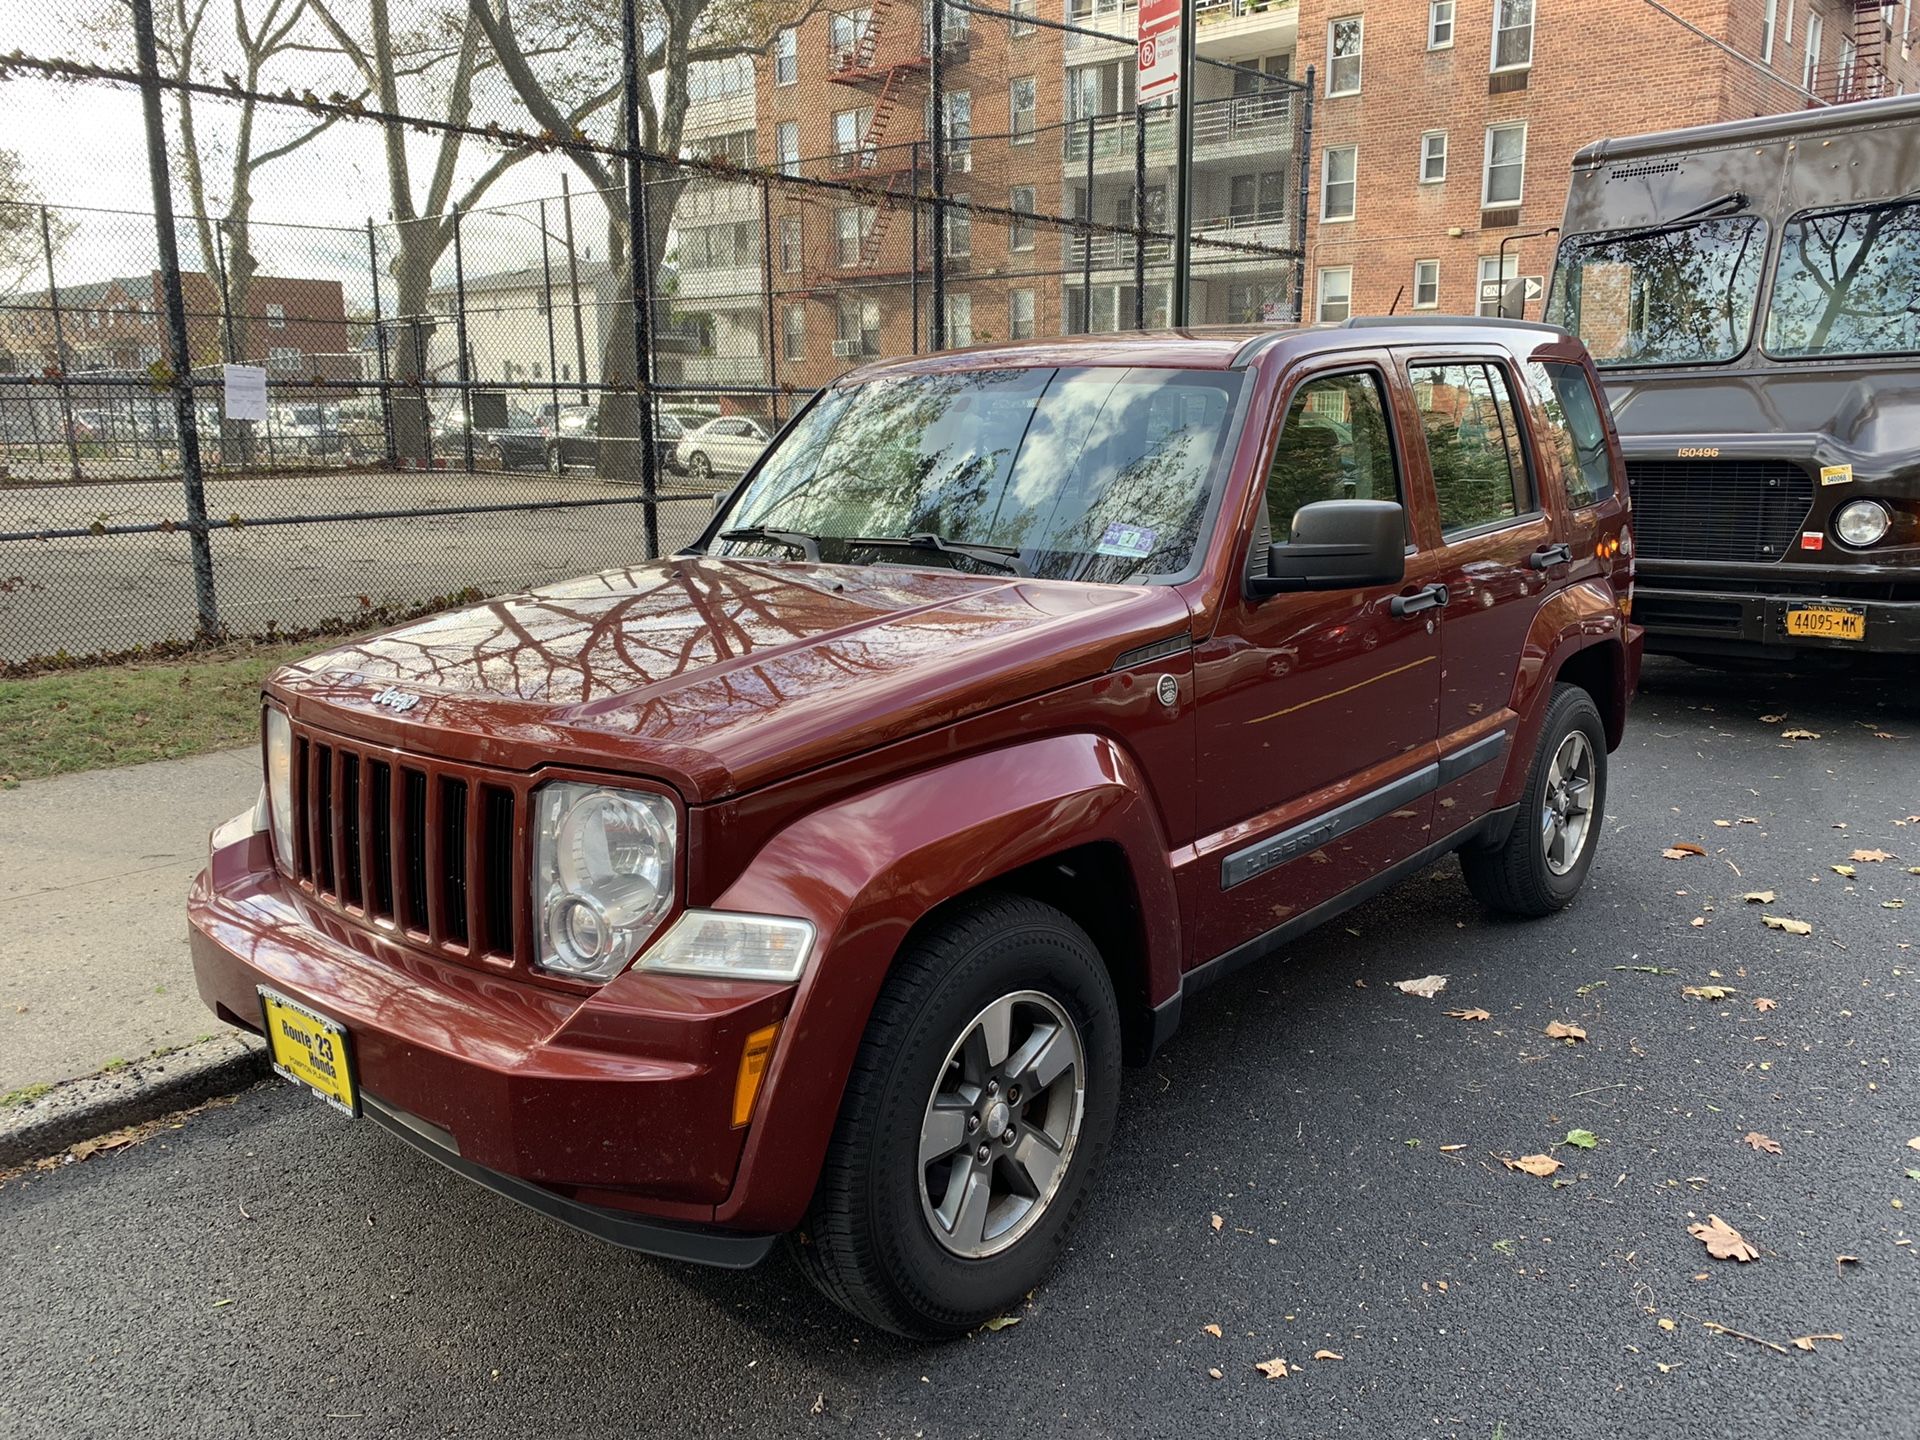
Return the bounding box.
[831,339,860,357]
[946,152,973,173]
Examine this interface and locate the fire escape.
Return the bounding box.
[822,0,936,273]
[1813,2,1897,105]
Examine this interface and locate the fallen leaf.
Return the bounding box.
[1754,997,1777,1012]
[1832,864,1856,878]
[1742,890,1776,903]
[1688,1214,1759,1262]
[1781,728,1820,740]
[1683,985,1735,1001]
[1663,843,1707,859]
[1394,974,1448,998]
[1690,917,1707,928]
[1202,1323,1222,1338]
[1908,1138,1920,1151]
[1207,1367,1223,1380]
[1446,1007,1491,1021]
[981,1315,1022,1332]
[1744,1132,1783,1155]
[1837,1254,1860,1267]
[1713,819,1732,828]
[1545,1021,1587,1042]
[1563,1128,1599,1149]
[1851,849,1892,863]
[1312,1349,1344,1361]
[1210,1214,1224,1232]
[1656,1362,1682,1374]
[1439,1144,1466,1153]
[1503,1154,1562,1177]
[1758,714,1783,724]
[1885,899,1906,909]
[1657,1317,1677,1331]
[1253,1357,1292,1380]
[1762,915,1813,936]
[1791,1334,1844,1352]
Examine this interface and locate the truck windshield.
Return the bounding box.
[712,366,1245,583]
[1546,215,1767,367]
[1764,198,1920,358]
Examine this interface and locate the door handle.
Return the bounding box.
[1389,583,1450,617]
[1528,542,1574,570]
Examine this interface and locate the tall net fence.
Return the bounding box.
[0,0,1309,668]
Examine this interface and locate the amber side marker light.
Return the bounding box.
[732,1022,782,1128]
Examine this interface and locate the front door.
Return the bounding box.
[1401,352,1557,819]
[1191,360,1448,964]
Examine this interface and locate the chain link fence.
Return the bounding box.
[0,0,1309,670]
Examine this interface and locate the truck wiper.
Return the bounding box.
[716,526,822,562]
[851,532,1029,576]
[1601,191,1750,246]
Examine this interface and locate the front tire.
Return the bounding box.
[688,451,712,480]
[792,895,1120,1337]
[1460,682,1608,917]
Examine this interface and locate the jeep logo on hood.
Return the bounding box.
[368,687,421,713]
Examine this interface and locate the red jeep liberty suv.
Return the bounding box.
[190,319,1640,1336]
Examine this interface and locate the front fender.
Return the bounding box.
[707,732,1178,1232]
[1496,580,1633,808]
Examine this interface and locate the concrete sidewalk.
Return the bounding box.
[0,748,259,1093]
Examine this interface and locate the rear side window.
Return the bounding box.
[1264,371,1401,541]
[1524,361,1614,508]
[1409,360,1533,534]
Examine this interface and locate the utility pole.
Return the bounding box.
[1170,0,1196,326]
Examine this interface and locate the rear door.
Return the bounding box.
[1400,350,1561,818]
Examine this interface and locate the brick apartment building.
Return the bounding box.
[1294,0,1920,323]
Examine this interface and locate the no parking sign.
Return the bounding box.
[1137,0,1180,102]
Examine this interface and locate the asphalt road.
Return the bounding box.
[3,657,1917,1439]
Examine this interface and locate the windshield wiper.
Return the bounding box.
[1600,191,1750,247]
[716,526,822,562]
[850,532,1029,576]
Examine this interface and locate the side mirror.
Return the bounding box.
[1249,499,1406,597]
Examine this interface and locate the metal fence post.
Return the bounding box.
[929,0,947,350]
[450,204,474,472]
[561,172,589,402]
[761,176,779,407]
[1293,65,1315,322]
[622,0,660,557]
[1170,0,1196,327]
[909,141,922,354]
[39,206,82,482]
[367,220,397,465]
[1082,113,1095,330]
[130,0,219,641]
[539,198,561,428]
[1134,105,1147,330]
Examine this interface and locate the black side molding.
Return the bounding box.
[362,1094,778,1270]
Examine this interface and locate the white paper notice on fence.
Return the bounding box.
[223,364,268,422]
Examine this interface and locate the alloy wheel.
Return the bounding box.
[1540,730,1596,876]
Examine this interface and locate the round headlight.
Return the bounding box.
[536,784,677,980]
[1835,499,1890,548]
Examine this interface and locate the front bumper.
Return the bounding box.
[188,825,795,1253]
[1633,585,1920,657]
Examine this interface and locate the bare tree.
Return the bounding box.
[0,149,73,297]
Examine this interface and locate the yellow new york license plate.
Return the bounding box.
[1784,605,1865,641]
[259,987,358,1115]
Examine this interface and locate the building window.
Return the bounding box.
[1761,0,1777,62]
[268,346,303,375]
[1229,171,1287,223]
[777,121,800,177]
[1413,259,1441,309]
[1316,267,1352,323]
[780,215,803,273]
[1492,0,1534,72]
[1009,287,1035,339]
[1009,76,1037,143]
[943,90,972,160]
[1483,123,1526,207]
[835,107,875,168]
[1839,35,1858,92]
[944,202,972,257]
[1321,145,1357,221]
[783,306,804,361]
[1010,0,1036,37]
[946,292,973,347]
[1477,253,1519,316]
[837,293,880,355]
[835,206,874,266]
[1009,186,1036,250]
[1327,16,1362,95]
[265,302,286,329]
[774,26,798,85]
[1420,130,1447,183]
[1803,13,1822,89]
[829,9,871,69]
[1429,0,1454,49]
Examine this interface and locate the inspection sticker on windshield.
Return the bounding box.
[1820,464,1854,486]
[1096,523,1157,558]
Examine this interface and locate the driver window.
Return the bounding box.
[1264,370,1401,546]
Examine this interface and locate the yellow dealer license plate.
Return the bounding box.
[1784,605,1865,642]
[259,987,358,1116]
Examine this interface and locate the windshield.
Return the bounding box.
[1545,216,1767,367]
[1764,198,1920,358]
[713,367,1245,583]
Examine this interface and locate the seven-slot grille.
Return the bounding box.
[1624,458,1814,564]
[289,724,522,966]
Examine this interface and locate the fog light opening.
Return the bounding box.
[731,1022,781,1129]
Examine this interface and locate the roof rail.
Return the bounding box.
[1338,314,1569,337]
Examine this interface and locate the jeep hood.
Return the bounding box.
[270,557,1192,800]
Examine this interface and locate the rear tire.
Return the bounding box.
[1460,683,1608,917]
[688,451,712,480]
[791,895,1120,1338]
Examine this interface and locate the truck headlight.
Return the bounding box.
[263,707,295,867]
[638,911,816,984]
[535,782,676,981]
[1835,499,1890,548]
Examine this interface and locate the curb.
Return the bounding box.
[0,1034,270,1168]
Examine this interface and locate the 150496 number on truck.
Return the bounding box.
[188,318,1641,1336]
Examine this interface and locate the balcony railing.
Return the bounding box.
[1063,96,1292,163]
[1196,0,1295,24]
